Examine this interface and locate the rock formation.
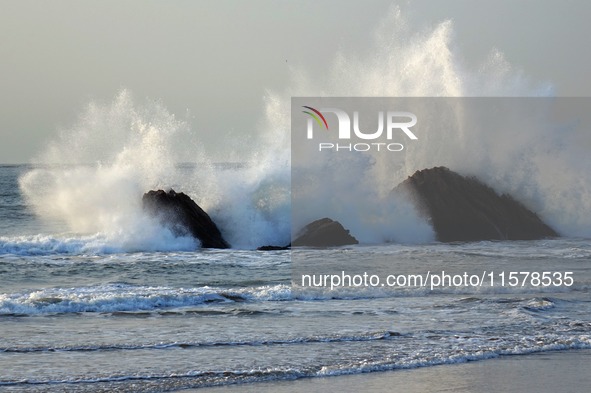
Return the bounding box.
[395,167,558,242]
[292,217,359,247]
[142,189,230,249]
[256,245,290,251]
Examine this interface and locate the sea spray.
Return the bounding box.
[18,6,591,252]
[18,91,200,251]
[190,93,291,248]
[284,6,590,240]
[19,90,291,250]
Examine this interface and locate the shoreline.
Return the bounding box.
[191,349,591,393]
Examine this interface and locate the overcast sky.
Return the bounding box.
[1,0,590,163]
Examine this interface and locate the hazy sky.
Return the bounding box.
[1,0,590,163]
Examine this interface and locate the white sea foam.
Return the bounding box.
[1,338,590,388]
[0,284,293,315]
[0,280,581,316]
[0,232,197,256]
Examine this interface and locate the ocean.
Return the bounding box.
[1,164,591,392]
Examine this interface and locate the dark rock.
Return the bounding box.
[257,245,291,251]
[142,189,230,249]
[394,167,558,242]
[292,217,358,247]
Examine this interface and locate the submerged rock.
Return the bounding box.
[292,217,358,247]
[142,189,230,249]
[395,167,558,242]
[257,245,290,251]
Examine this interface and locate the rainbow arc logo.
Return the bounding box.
[302,106,329,130]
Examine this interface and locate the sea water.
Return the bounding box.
[2,6,591,391]
[2,164,591,392]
